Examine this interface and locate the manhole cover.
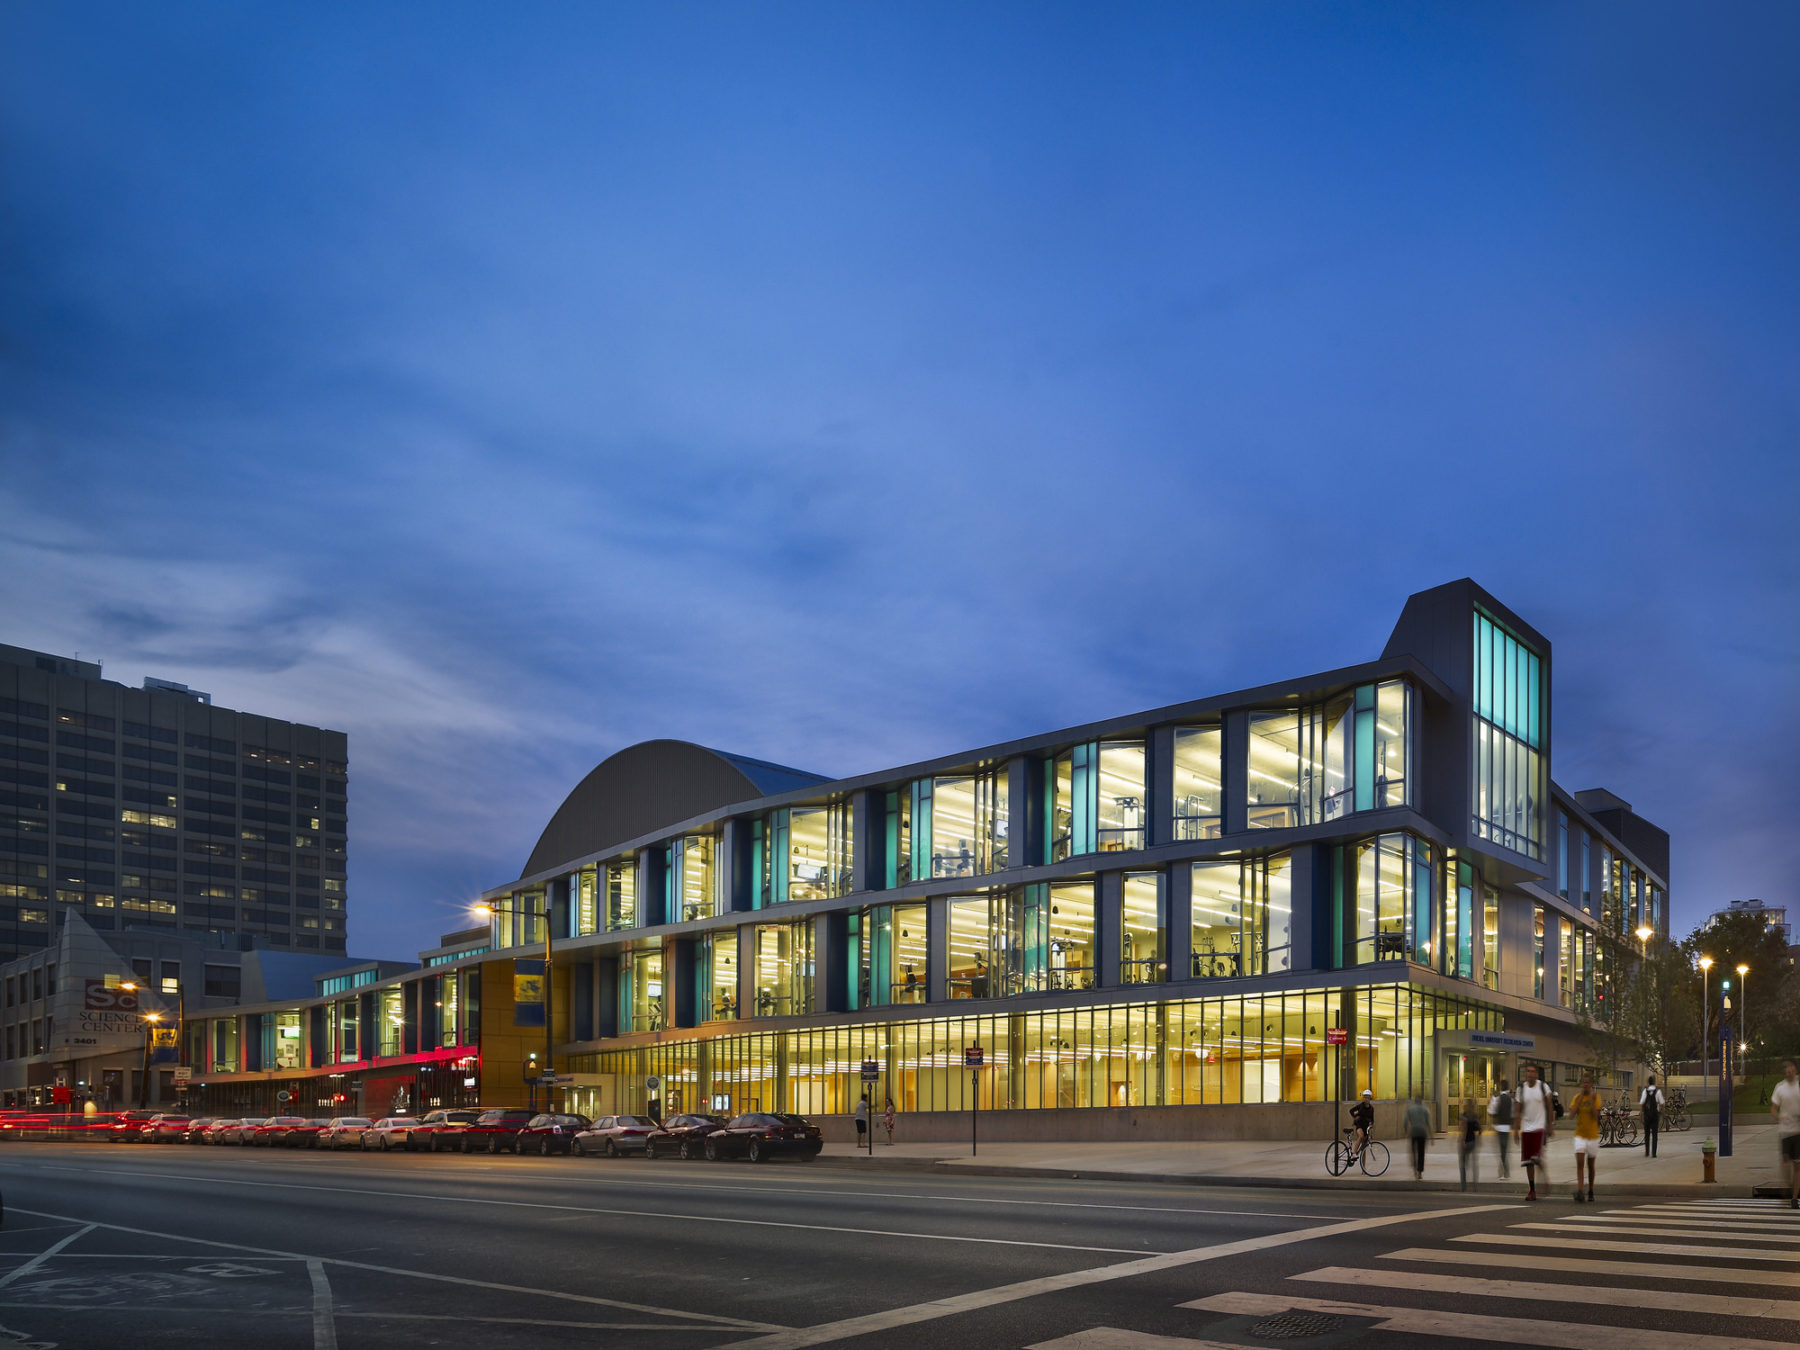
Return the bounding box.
[1247,1311,1349,1339]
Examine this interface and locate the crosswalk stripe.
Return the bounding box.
[1380,1246,1800,1286]
[1454,1232,1800,1263]
[1182,1292,1800,1350]
[1294,1266,1800,1320]
[1627,1210,1800,1225]
[1510,1221,1800,1245]
[1551,1216,1800,1237]
[1025,1333,1246,1350]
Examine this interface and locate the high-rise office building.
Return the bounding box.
[0,643,348,961]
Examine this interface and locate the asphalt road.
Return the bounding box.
[0,1143,1795,1350]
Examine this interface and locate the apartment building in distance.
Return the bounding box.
[0,644,348,962]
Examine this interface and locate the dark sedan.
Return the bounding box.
[251,1116,310,1146]
[644,1113,727,1161]
[442,1107,537,1153]
[703,1113,822,1163]
[417,1108,483,1152]
[573,1114,656,1157]
[515,1113,591,1156]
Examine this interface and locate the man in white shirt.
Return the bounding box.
[1771,1059,1800,1210]
[1515,1062,1555,1201]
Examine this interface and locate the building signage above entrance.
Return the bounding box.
[1469,1032,1535,1050]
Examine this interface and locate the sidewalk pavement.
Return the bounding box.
[816,1124,1787,1196]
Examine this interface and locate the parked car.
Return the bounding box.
[281,1117,334,1148]
[445,1107,538,1154]
[643,1113,726,1160]
[574,1114,658,1158]
[318,1117,373,1149]
[515,1113,591,1156]
[250,1116,310,1146]
[183,1117,216,1144]
[702,1113,823,1163]
[107,1110,158,1142]
[414,1108,483,1152]
[143,1114,193,1143]
[221,1118,267,1145]
[203,1118,240,1144]
[361,1117,421,1151]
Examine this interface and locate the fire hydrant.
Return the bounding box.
[1701,1137,1717,1183]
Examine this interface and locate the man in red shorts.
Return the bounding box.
[1516,1062,1556,1200]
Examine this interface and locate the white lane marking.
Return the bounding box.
[1184,1292,1800,1350]
[0,1224,95,1289]
[17,1167,1153,1255]
[1549,1216,1800,1238]
[1027,1332,1247,1349]
[1453,1232,1800,1263]
[22,1159,1346,1222]
[1508,1222,1800,1246]
[1296,1265,1800,1320]
[1623,1209,1800,1226]
[716,1203,1514,1350]
[5,1207,782,1332]
[1381,1245,1800,1286]
[307,1258,338,1350]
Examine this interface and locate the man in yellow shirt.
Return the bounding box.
[1570,1073,1601,1203]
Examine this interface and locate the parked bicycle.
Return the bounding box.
[1664,1085,1692,1132]
[1326,1126,1391,1177]
[1599,1103,1638,1147]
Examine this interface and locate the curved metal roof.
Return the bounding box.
[519,739,827,879]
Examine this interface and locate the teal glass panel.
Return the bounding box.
[870,906,892,1007]
[845,912,861,1012]
[1353,685,1375,813]
[750,819,766,910]
[911,780,931,881]
[1411,836,1433,964]
[695,939,713,1023]
[772,813,789,905]
[884,790,900,889]
[1071,742,1097,855]
[1022,884,1049,991]
[1456,862,1475,979]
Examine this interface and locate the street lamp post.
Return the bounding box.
[137,1011,162,1109]
[478,896,554,1111]
[123,979,185,1110]
[1698,956,1713,1103]
[1737,963,1751,1095]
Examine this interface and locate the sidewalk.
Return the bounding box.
[815,1125,1787,1196]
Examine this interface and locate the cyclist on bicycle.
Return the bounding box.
[1350,1088,1375,1157]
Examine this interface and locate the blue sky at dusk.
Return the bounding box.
[2,4,1794,957]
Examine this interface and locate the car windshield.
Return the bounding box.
[618,1116,654,1126]
[337,1118,372,1126]
[382,1118,418,1127]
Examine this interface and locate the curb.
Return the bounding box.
[809,1152,1767,1197]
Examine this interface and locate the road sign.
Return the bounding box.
[964,1046,984,1068]
[1325,1028,1348,1045]
[276,1090,293,1104]
[172,1067,192,1086]
[540,1074,575,1086]
[860,1059,879,1082]
[646,1075,661,1090]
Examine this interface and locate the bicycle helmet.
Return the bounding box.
[1360,1089,1373,1098]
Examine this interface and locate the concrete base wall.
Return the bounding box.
[819,1100,1407,1145]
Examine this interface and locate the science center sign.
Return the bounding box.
[69,978,148,1048]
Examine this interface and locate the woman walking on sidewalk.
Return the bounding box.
[1403,1090,1432,1181]
[1487,1078,1512,1177]
[883,1096,896,1145]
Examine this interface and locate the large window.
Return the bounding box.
[621,947,664,1032]
[1443,856,1475,980]
[916,770,1010,880]
[492,887,545,949]
[271,1010,302,1069]
[606,858,636,931]
[1120,871,1166,985]
[574,866,598,936]
[1247,682,1412,831]
[1556,812,1569,899]
[1579,833,1592,914]
[1533,907,1547,999]
[753,922,813,1016]
[1191,854,1293,979]
[379,986,403,1057]
[884,788,913,887]
[1340,834,1432,967]
[1171,726,1222,841]
[1471,608,1544,859]
[859,901,928,1006]
[1046,880,1096,990]
[1558,924,1573,1006]
[672,834,715,922]
[948,897,994,999]
[1482,885,1499,991]
[1048,740,1146,859]
[701,929,737,1021]
[762,803,853,906]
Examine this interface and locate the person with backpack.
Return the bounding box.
[1515,1062,1556,1201]
[1457,1100,1482,1190]
[1487,1077,1513,1178]
[1640,1074,1665,1159]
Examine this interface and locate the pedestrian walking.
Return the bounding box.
[1457,1100,1481,1190]
[1403,1090,1432,1181]
[1570,1074,1601,1202]
[1487,1077,1513,1177]
[1639,1075,1664,1159]
[854,1093,870,1146]
[1771,1059,1800,1210]
[1516,1062,1555,1201]
[883,1096,896,1146]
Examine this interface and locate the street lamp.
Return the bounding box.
[123,979,186,1110]
[477,896,554,1110]
[137,1011,163,1109]
[1698,956,1714,1102]
[1737,963,1751,1090]
[1634,924,1653,956]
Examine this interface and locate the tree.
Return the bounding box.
[1680,911,1798,1076]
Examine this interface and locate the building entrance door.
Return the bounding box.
[1441,1050,1504,1130]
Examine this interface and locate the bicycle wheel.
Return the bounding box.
[1618,1119,1639,1147]
[1360,1141,1390,1177]
[1325,1140,1352,1176]
[1668,1106,1690,1132]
